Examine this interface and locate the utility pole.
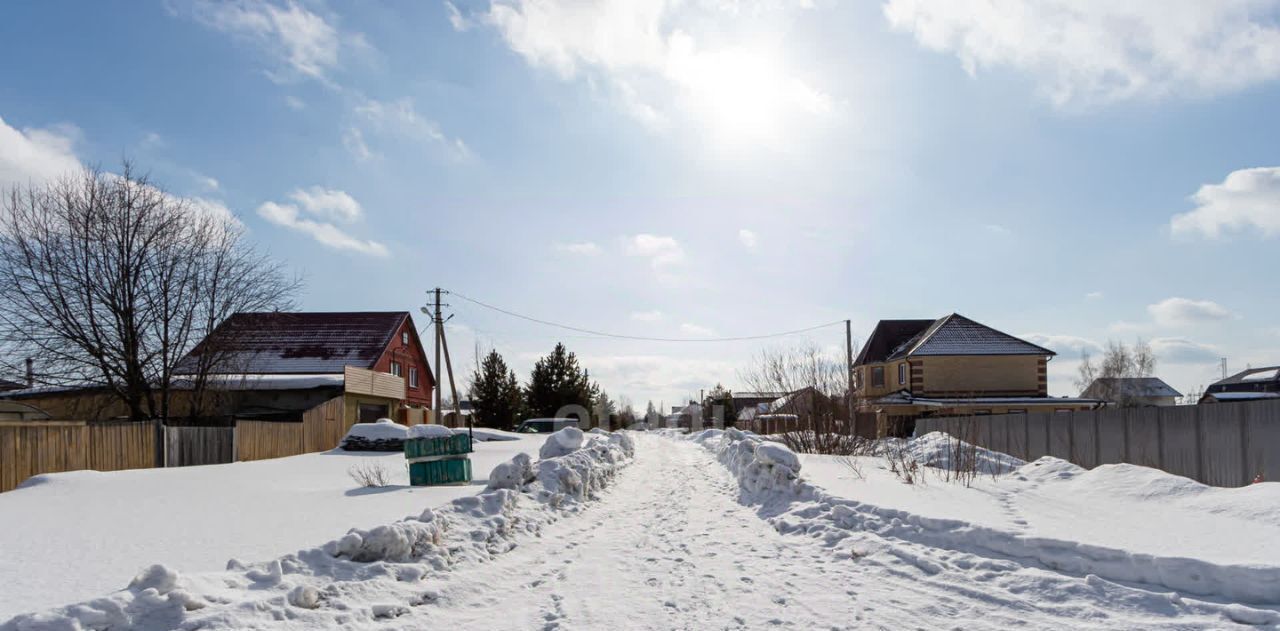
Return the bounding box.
[845,320,854,427]
[433,288,443,422]
[1221,357,1228,380]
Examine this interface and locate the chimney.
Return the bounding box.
[25,357,34,388]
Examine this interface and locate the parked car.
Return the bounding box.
[516,418,581,433]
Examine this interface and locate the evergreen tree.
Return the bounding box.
[525,343,597,420]
[468,350,524,430]
[594,388,618,429]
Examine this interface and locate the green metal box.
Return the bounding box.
[404,434,472,459]
[408,457,472,486]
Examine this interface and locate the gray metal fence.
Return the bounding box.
[914,399,1280,487]
[165,426,236,467]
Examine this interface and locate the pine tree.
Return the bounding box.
[594,388,617,429]
[468,350,524,430]
[525,343,597,420]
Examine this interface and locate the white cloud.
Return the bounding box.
[1,115,242,232]
[738,228,758,250]
[630,310,664,322]
[1170,166,1280,239]
[679,323,716,337]
[459,0,831,138]
[141,131,166,149]
[342,127,374,161]
[445,1,471,31]
[188,0,362,83]
[579,354,736,403]
[0,116,81,189]
[1019,333,1103,358]
[1150,337,1221,364]
[286,186,363,223]
[1086,291,1104,300]
[196,174,221,192]
[1108,320,1150,334]
[1147,297,1232,326]
[883,1,1280,108]
[556,241,601,256]
[257,190,387,257]
[984,224,1012,236]
[625,233,684,268]
[284,95,306,110]
[355,97,471,160]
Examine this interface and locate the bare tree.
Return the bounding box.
[1075,339,1157,406]
[739,344,859,454]
[0,164,299,423]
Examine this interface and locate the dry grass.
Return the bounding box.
[348,460,392,487]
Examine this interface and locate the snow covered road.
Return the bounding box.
[414,434,1258,630]
[7,431,1274,630]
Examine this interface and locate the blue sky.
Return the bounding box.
[3,1,1280,407]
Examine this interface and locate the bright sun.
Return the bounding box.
[667,39,831,148]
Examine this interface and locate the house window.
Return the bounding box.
[1008,409,1027,415]
[973,409,991,416]
[409,367,418,389]
[872,366,885,387]
[390,361,402,377]
[358,403,388,422]
[898,363,906,385]
[402,331,409,345]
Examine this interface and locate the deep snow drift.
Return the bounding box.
[2,428,635,630]
[696,428,1280,613]
[0,433,544,618]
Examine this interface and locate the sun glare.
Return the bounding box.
[668,39,831,148]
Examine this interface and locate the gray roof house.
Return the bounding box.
[1200,366,1280,404]
[1081,377,1181,407]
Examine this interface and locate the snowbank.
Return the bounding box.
[340,419,408,451]
[3,430,636,630]
[458,427,521,442]
[694,430,1280,606]
[407,424,453,439]
[538,426,585,459]
[907,431,1025,474]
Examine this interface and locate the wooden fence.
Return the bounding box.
[165,426,235,467]
[237,396,350,462]
[0,420,157,493]
[915,399,1280,487]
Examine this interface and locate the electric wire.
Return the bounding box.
[447,290,844,343]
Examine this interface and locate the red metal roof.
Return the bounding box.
[179,311,415,375]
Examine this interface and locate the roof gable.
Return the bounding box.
[854,319,934,366]
[179,311,412,375]
[888,314,1055,360]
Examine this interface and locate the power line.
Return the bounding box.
[448,289,845,343]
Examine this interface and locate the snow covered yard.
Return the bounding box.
[6,428,1280,629]
[0,431,542,618]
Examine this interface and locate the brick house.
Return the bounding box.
[853,313,1102,435]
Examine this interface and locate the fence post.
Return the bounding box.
[1194,406,1205,484]
[1240,408,1250,487]
[1123,408,1131,464]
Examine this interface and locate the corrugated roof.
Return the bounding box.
[1081,377,1181,399]
[1214,366,1280,386]
[854,319,935,366]
[888,314,1055,359]
[177,311,413,375]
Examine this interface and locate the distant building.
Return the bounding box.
[853,313,1103,435]
[1081,377,1181,407]
[1199,366,1280,404]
